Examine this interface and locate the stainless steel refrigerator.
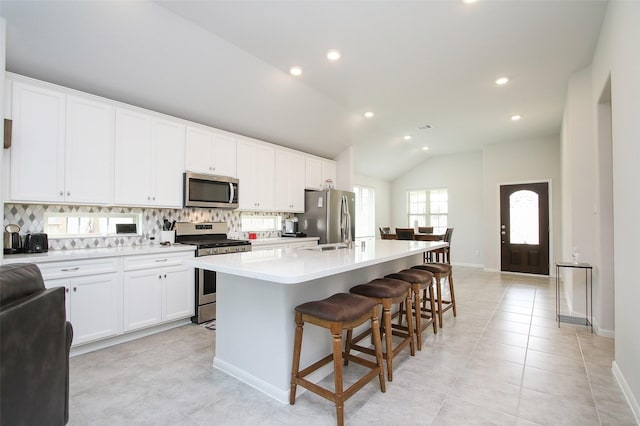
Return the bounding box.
[296,190,356,245]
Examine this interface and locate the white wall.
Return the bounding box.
[561,66,600,325]
[353,173,391,237]
[589,1,640,419]
[391,151,484,267]
[482,136,562,273]
[1,18,5,264]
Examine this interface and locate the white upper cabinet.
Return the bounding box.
[275,150,305,212]
[321,159,337,187]
[305,157,322,190]
[114,108,185,208]
[9,80,114,204]
[151,118,185,207]
[65,95,114,204]
[185,126,237,177]
[10,81,66,202]
[305,156,336,190]
[114,108,153,205]
[237,139,275,211]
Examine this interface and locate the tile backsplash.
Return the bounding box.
[3,204,293,250]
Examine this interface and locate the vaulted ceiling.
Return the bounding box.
[1,1,607,180]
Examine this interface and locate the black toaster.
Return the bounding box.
[23,233,49,253]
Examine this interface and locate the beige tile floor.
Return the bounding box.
[68,267,638,425]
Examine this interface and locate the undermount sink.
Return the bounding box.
[301,243,351,251]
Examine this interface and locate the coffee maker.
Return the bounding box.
[4,224,22,254]
[283,218,304,237]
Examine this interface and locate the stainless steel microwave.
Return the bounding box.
[183,173,239,209]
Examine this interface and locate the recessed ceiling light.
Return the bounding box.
[511,114,522,121]
[289,66,302,76]
[462,0,478,4]
[327,49,341,61]
[422,146,430,151]
[495,77,509,85]
[364,111,374,118]
[403,135,412,140]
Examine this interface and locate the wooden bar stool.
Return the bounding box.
[290,293,386,426]
[346,278,415,382]
[385,269,437,351]
[412,263,456,328]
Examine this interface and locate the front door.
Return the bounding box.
[500,182,549,275]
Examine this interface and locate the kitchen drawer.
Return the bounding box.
[123,251,194,271]
[37,258,120,281]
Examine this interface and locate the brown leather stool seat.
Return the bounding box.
[385,269,437,350]
[290,293,386,426]
[347,278,415,381]
[412,263,456,327]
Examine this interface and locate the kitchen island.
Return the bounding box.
[185,239,447,403]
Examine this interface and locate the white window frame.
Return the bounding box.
[240,214,283,232]
[407,188,448,234]
[44,212,142,238]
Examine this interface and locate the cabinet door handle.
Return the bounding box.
[67,191,70,196]
[164,274,167,279]
[59,191,64,196]
[155,259,168,263]
[61,267,80,272]
[73,287,77,292]
[65,288,69,293]
[159,275,162,279]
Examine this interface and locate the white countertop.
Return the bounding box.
[1,243,196,264]
[249,237,319,246]
[185,239,447,284]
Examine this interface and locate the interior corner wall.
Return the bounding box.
[335,146,353,192]
[561,66,598,320]
[353,173,391,237]
[482,136,562,273]
[589,1,640,419]
[390,151,484,267]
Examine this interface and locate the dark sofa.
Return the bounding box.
[0,263,73,426]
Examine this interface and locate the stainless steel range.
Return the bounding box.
[175,222,251,324]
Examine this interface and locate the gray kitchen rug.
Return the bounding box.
[200,320,216,331]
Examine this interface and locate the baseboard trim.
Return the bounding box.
[593,319,615,338]
[612,361,640,424]
[452,261,484,268]
[70,318,191,357]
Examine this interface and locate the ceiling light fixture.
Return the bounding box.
[422,146,430,151]
[495,76,509,85]
[403,135,412,141]
[511,114,522,121]
[327,49,341,61]
[289,66,302,76]
[462,0,478,4]
[364,111,374,118]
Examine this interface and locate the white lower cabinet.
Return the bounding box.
[34,250,195,348]
[123,253,195,332]
[43,261,122,346]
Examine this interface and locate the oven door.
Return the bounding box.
[193,268,217,324]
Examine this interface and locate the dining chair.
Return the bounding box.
[418,226,433,234]
[395,228,415,240]
[432,227,453,263]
